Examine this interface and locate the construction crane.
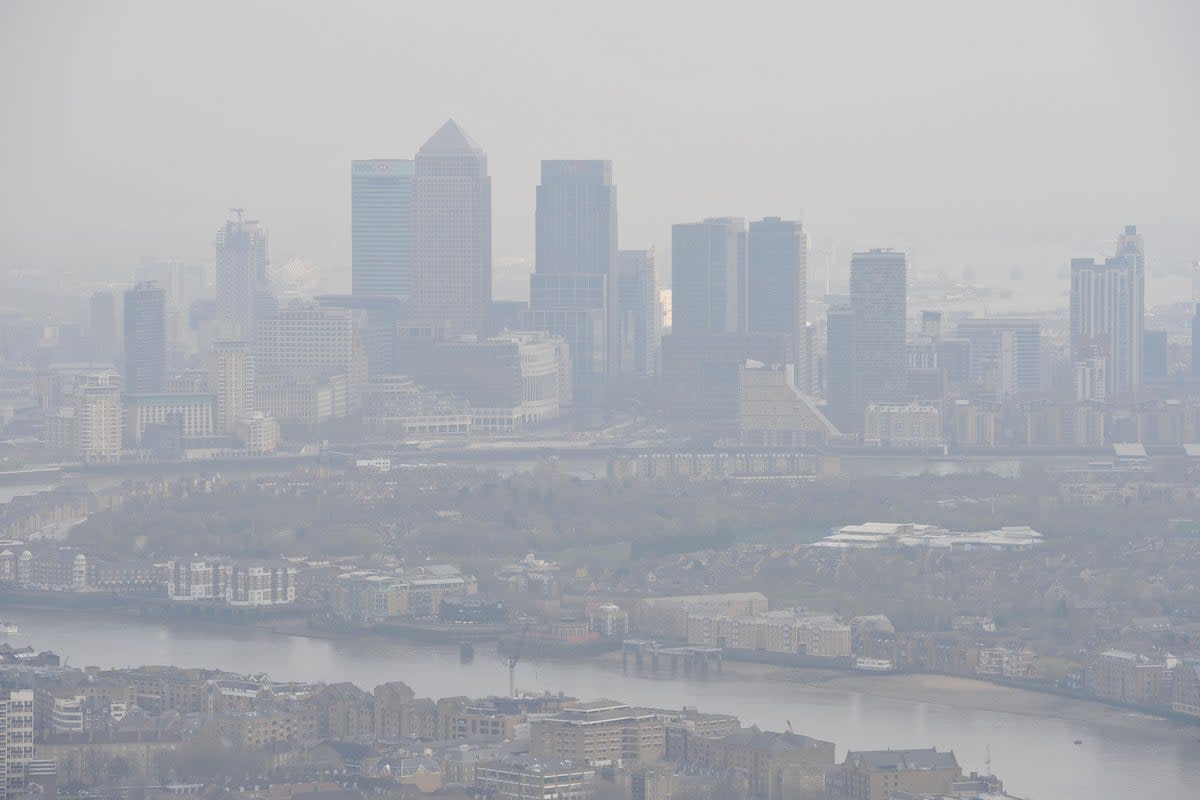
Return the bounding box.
[506,624,531,697]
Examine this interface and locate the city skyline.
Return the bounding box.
[2,2,1196,287]
[4,4,1200,798]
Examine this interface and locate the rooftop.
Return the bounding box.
[848,748,960,771]
[419,119,484,155]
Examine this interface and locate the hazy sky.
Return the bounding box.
[2,0,1197,294]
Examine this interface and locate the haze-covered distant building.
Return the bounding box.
[862,402,941,448]
[254,307,366,416]
[215,211,272,341]
[64,378,124,463]
[394,329,571,430]
[747,217,808,391]
[207,339,253,434]
[362,374,472,435]
[525,160,619,391]
[616,249,662,376]
[738,362,838,446]
[824,305,856,432]
[1193,305,1200,377]
[124,393,215,447]
[412,120,491,337]
[954,318,1041,399]
[827,748,961,800]
[850,249,907,410]
[351,159,415,297]
[1070,225,1145,400]
[1143,329,1168,380]
[671,218,747,335]
[88,290,118,363]
[123,282,166,394]
[660,332,791,432]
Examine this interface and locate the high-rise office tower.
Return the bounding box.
[255,307,362,377]
[954,318,1042,398]
[524,160,618,388]
[1192,305,1200,377]
[316,294,408,377]
[1070,227,1144,399]
[671,218,747,335]
[1117,224,1145,386]
[208,340,254,434]
[535,160,618,278]
[920,310,943,339]
[351,159,415,297]
[123,282,167,393]
[255,307,366,410]
[413,120,491,336]
[216,211,271,341]
[747,217,808,391]
[616,249,662,376]
[137,258,207,354]
[849,249,907,409]
[89,290,118,362]
[825,305,857,432]
[1143,330,1168,380]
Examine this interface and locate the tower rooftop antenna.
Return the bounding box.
[230,207,245,223]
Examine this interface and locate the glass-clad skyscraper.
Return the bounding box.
[413,120,492,337]
[671,217,747,335]
[748,217,808,391]
[123,282,167,394]
[351,159,415,297]
[525,160,619,388]
[850,249,907,409]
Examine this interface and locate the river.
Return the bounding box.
[3,609,1198,799]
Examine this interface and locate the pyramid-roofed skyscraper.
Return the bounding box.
[412,119,492,335]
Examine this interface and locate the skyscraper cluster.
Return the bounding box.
[29,113,1186,461]
[350,125,662,411]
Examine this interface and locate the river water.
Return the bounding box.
[3,609,1198,799]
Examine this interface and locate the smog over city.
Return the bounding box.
[0,2,1198,799]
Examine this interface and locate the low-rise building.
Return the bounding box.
[1091,650,1166,705]
[530,701,665,766]
[863,403,942,448]
[1171,659,1200,719]
[474,756,595,800]
[254,372,352,425]
[813,522,1044,552]
[36,730,182,786]
[395,330,572,431]
[124,393,215,446]
[687,609,851,659]
[234,412,280,454]
[827,748,961,800]
[165,558,297,605]
[332,567,476,620]
[688,727,835,800]
[362,374,472,435]
[216,708,318,748]
[738,362,840,446]
[635,593,769,639]
[438,697,524,740]
[587,603,630,637]
[976,647,1036,678]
